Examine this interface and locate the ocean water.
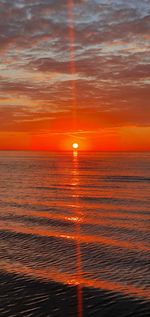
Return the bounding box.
[0,151,150,317]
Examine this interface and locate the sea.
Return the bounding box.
[0,151,150,317]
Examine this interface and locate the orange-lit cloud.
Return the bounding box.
[0,0,150,150]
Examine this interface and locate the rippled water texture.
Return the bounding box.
[0,151,150,316]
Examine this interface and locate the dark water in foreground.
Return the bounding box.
[0,151,150,317]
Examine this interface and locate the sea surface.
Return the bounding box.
[0,151,150,317]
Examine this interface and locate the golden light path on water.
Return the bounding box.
[72,151,83,317]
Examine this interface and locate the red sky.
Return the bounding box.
[0,0,150,151]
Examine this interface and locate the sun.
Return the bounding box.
[72,142,79,150]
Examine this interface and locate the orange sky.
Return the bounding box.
[0,0,150,151]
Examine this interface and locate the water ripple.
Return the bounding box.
[0,152,150,316]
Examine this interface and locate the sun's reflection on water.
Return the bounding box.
[73,151,78,158]
[72,151,83,317]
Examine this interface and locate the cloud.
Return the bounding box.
[0,0,150,137]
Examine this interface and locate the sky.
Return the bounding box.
[0,0,150,151]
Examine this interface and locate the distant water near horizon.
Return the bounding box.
[0,151,150,316]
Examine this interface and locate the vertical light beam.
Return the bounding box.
[67,0,77,131]
[68,2,83,312]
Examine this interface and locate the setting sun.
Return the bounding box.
[72,143,79,150]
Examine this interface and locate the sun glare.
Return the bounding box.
[72,143,79,150]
